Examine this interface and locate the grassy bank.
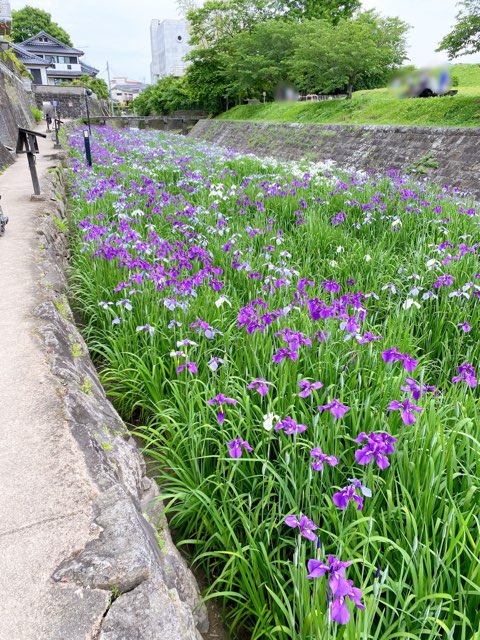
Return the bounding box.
[218,64,480,127]
[67,127,480,639]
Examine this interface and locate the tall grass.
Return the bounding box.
[67,127,480,639]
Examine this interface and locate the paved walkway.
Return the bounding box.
[0,130,100,639]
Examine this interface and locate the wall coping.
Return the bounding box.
[211,119,480,136]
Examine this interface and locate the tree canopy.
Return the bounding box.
[437,0,480,58]
[131,76,195,116]
[224,19,298,98]
[147,1,410,114]
[187,0,277,47]
[66,76,109,100]
[291,11,409,98]
[275,0,361,22]
[11,5,73,46]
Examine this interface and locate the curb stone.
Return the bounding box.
[34,155,209,639]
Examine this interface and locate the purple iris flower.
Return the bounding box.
[207,357,224,372]
[136,324,155,337]
[306,555,351,579]
[356,331,383,344]
[382,347,417,372]
[402,354,418,373]
[298,379,324,398]
[318,399,350,420]
[275,328,312,348]
[207,393,237,423]
[306,555,364,625]
[247,378,271,397]
[321,279,341,293]
[387,398,423,425]
[457,322,472,332]
[332,479,371,511]
[275,416,307,435]
[227,437,253,459]
[452,362,477,388]
[331,211,348,226]
[330,586,365,624]
[209,279,224,292]
[316,330,329,343]
[381,347,402,363]
[284,514,318,541]
[310,447,338,471]
[433,273,455,288]
[340,315,361,334]
[176,361,198,375]
[400,377,436,401]
[190,318,221,339]
[177,338,198,348]
[272,347,299,363]
[354,432,397,469]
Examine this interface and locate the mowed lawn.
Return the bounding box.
[218,64,480,127]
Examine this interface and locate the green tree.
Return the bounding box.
[185,47,230,113]
[185,0,277,111]
[11,6,73,46]
[130,85,156,116]
[177,0,198,17]
[187,0,276,47]
[275,0,360,22]
[437,0,480,58]
[65,75,109,100]
[291,11,409,98]
[224,19,299,97]
[131,76,194,116]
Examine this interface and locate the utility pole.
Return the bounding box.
[106,60,114,116]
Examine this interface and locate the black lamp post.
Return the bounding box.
[84,88,93,136]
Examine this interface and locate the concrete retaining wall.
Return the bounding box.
[88,115,203,134]
[190,119,480,197]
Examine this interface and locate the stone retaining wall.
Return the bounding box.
[0,60,35,166]
[34,85,107,119]
[35,157,208,639]
[190,120,480,198]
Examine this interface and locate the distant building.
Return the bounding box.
[111,77,148,104]
[0,0,12,36]
[13,31,98,86]
[150,19,190,84]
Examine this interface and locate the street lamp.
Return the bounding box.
[84,88,93,136]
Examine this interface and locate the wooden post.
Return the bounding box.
[16,128,46,196]
[27,147,40,195]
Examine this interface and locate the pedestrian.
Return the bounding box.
[46,113,52,132]
[0,196,8,236]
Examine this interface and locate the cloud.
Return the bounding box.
[10,0,183,81]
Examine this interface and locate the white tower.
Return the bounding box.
[150,19,191,84]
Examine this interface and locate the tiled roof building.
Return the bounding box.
[14,30,99,86]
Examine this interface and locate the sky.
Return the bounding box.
[10,0,480,83]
